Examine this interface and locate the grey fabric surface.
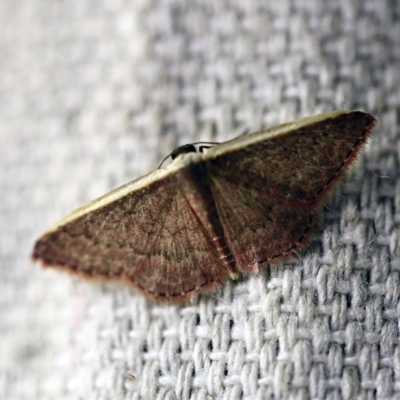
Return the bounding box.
[1,0,399,399]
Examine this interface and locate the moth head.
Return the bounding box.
[170,144,197,160]
[158,142,220,168]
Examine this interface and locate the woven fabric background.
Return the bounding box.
[1,0,399,399]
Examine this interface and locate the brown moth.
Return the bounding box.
[32,111,377,302]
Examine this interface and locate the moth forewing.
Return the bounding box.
[203,110,365,160]
[38,154,201,236]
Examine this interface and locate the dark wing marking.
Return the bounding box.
[206,111,376,272]
[32,174,228,302]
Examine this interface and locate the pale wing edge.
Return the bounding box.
[39,110,376,236]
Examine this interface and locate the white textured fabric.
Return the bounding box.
[1,1,399,399]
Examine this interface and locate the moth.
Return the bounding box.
[32,110,376,302]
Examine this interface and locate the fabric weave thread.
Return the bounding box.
[1,0,399,398]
